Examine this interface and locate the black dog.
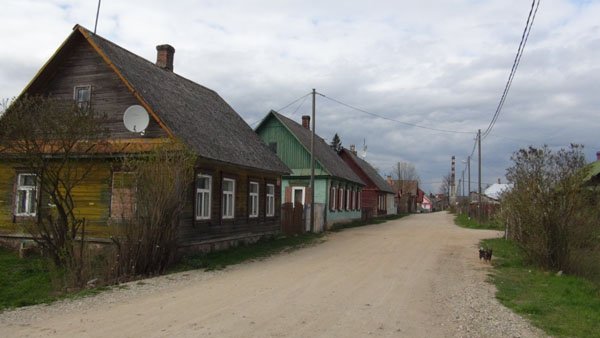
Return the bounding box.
[479,247,493,263]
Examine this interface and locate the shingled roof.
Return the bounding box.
[340,148,394,193]
[23,25,289,174]
[259,111,364,185]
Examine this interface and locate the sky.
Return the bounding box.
[1,0,599,194]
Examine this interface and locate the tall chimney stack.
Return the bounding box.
[301,115,310,130]
[156,44,175,71]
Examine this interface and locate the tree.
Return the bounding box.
[500,144,599,277]
[0,96,109,276]
[330,133,342,153]
[439,172,452,197]
[394,161,420,182]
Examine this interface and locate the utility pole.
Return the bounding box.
[310,89,316,233]
[467,155,471,209]
[477,129,482,222]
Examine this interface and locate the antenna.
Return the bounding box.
[123,105,150,134]
[94,0,102,34]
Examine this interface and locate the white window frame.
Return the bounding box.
[222,178,235,219]
[339,188,344,210]
[266,184,275,217]
[346,188,351,210]
[292,186,305,206]
[15,173,37,216]
[73,85,91,109]
[249,181,259,218]
[330,186,337,211]
[195,174,212,220]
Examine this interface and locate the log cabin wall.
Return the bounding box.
[178,158,282,244]
[27,33,166,139]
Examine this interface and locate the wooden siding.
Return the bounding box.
[178,158,282,243]
[0,161,113,236]
[256,117,326,175]
[27,33,166,140]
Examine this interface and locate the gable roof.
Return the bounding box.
[256,111,364,185]
[340,148,394,193]
[484,183,512,200]
[21,25,289,174]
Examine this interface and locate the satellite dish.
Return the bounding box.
[123,105,150,133]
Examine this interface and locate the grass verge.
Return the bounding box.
[482,237,600,338]
[330,213,408,232]
[454,213,504,230]
[0,248,54,310]
[172,233,324,272]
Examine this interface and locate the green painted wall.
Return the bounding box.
[256,117,327,175]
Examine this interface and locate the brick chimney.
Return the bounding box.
[156,44,175,71]
[597,151,600,161]
[301,115,310,130]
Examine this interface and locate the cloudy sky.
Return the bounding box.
[2,0,599,193]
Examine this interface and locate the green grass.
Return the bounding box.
[483,238,600,338]
[0,248,54,310]
[172,233,324,272]
[330,213,408,232]
[454,213,504,230]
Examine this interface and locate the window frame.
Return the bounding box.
[330,185,337,211]
[195,174,212,220]
[292,186,305,206]
[73,85,92,109]
[15,173,38,217]
[338,188,344,210]
[346,188,351,210]
[222,178,235,219]
[266,183,275,217]
[249,181,259,218]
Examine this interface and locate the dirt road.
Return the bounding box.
[0,212,545,337]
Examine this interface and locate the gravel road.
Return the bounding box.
[0,212,547,337]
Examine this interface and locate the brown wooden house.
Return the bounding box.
[0,25,290,252]
[339,146,396,217]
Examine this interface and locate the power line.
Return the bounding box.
[248,92,311,126]
[482,0,540,139]
[317,93,473,134]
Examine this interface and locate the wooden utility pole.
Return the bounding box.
[467,155,471,217]
[477,129,482,222]
[310,89,316,232]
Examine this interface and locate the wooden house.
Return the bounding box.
[339,146,396,217]
[0,25,290,252]
[255,111,365,230]
[386,178,419,213]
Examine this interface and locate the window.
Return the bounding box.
[249,182,259,218]
[74,85,91,109]
[222,178,235,219]
[346,188,351,210]
[15,173,37,216]
[354,190,358,210]
[358,191,361,209]
[196,174,212,220]
[378,194,385,210]
[266,184,275,217]
[292,186,305,205]
[338,188,344,210]
[111,171,136,220]
[330,186,337,211]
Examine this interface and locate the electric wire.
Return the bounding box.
[248,92,311,127]
[317,93,474,135]
[482,0,540,139]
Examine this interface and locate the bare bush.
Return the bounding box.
[109,142,195,279]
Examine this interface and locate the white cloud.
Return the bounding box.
[1,0,599,193]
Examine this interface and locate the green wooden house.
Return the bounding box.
[255,111,365,230]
